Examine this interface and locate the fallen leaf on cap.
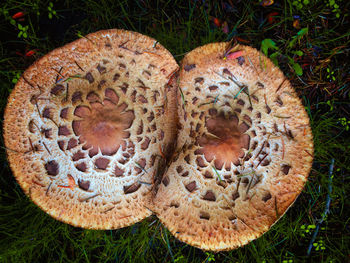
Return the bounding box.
[57,174,76,190]
[225,50,244,60]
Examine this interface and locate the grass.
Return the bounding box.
[0,0,349,262]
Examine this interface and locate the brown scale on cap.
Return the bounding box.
[152,43,313,251]
[4,29,179,230]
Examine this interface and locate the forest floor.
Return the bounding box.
[0,0,349,262]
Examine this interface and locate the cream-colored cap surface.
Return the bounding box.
[4,29,179,229]
[152,43,313,251]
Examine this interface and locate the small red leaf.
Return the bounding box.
[25,50,36,57]
[226,51,244,60]
[213,17,221,27]
[234,37,250,43]
[267,12,279,24]
[12,12,25,19]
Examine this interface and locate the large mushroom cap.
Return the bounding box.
[4,29,178,229]
[152,43,313,251]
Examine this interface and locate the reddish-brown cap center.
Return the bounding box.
[72,100,134,156]
[197,113,250,170]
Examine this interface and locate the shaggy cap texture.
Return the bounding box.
[4,29,178,229]
[152,43,314,251]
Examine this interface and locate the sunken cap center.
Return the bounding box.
[198,113,250,170]
[72,100,134,156]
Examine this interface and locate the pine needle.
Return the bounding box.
[212,166,222,181]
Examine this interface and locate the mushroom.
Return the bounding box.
[3,29,178,229]
[152,43,314,251]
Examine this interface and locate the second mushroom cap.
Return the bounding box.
[4,29,179,230]
[152,42,313,251]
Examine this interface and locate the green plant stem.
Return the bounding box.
[307,158,334,256]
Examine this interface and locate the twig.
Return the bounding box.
[28,137,35,152]
[42,142,51,155]
[79,193,101,202]
[212,70,244,89]
[304,149,313,158]
[45,182,52,196]
[142,51,161,57]
[281,136,285,160]
[242,86,253,108]
[74,60,84,72]
[307,159,334,256]
[246,171,256,194]
[22,76,36,89]
[276,78,287,93]
[52,67,65,80]
[254,140,267,160]
[274,115,291,119]
[103,206,115,213]
[135,161,148,175]
[255,153,268,168]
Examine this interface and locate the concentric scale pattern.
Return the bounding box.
[4,29,178,229]
[4,32,313,251]
[152,43,314,251]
